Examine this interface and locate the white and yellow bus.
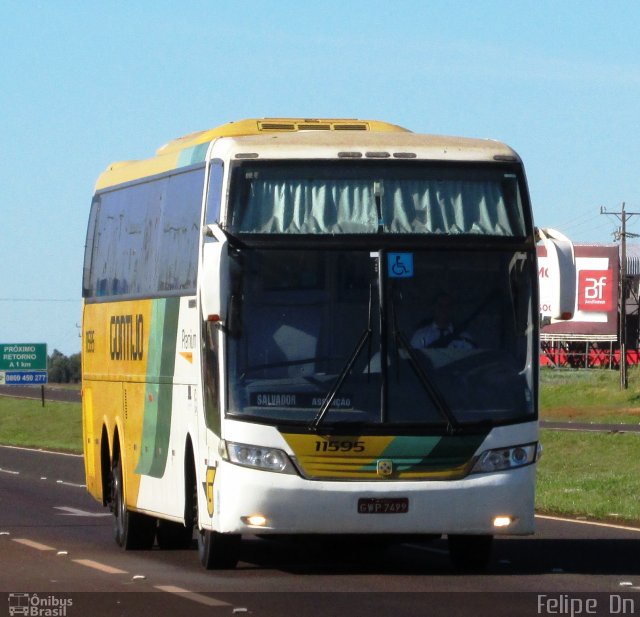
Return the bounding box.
[82,118,574,570]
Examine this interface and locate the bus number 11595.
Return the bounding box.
[314,440,365,453]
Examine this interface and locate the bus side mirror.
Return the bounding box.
[537,227,576,321]
[201,224,229,323]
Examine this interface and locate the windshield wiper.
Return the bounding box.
[309,329,372,431]
[389,284,459,434]
[394,330,460,435]
[310,283,374,432]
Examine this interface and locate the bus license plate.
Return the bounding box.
[358,497,409,514]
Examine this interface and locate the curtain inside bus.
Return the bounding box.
[228,163,526,237]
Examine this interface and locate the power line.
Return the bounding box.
[555,210,601,232]
[561,217,608,234]
[0,298,77,303]
[601,202,640,390]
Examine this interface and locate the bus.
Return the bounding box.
[81,118,574,571]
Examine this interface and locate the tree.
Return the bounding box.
[68,353,81,383]
[47,350,81,383]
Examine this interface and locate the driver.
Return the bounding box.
[410,293,474,350]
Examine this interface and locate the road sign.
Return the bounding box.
[0,343,47,371]
[0,370,48,385]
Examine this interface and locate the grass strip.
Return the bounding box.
[0,397,82,453]
[540,367,640,424]
[537,429,640,525]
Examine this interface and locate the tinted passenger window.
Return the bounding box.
[84,165,205,299]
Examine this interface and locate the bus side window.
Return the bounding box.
[205,160,224,226]
[82,197,100,298]
[158,167,204,291]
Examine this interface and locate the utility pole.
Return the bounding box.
[601,203,640,389]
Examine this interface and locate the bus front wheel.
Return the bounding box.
[447,534,493,572]
[197,529,240,569]
[112,457,156,550]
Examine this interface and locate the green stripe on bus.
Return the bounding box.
[421,433,487,470]
[358,433,487,474]
[135,298,180,478]
[177,143,210,167]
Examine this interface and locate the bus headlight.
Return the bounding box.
[223,441,295,474]
[471,443,538,474]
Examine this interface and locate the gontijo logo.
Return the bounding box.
[109,314,144,361]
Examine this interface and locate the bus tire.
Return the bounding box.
[157,519,193,550]
[447,534,493,572]
[112,457,156,550]
[197,529,240,569]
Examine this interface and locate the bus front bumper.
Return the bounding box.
[210,461,536,536]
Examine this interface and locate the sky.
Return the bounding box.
[1,0,640,356]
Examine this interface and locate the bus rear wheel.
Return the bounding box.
[197,528,240,569]
[112,458,156,550]
[447,534,493,572]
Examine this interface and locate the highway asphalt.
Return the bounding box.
[2,445,640,617]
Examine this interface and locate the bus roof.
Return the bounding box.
[95,118,409,190]
[95,118,520,191]
[215,131,520,164]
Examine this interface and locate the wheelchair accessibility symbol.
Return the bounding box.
[388,253,414,278]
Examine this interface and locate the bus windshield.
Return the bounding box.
[225,248,535,430]
[227,161,527,237]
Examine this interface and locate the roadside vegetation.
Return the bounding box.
[537,429,640,524]
[540,367,640,424]
[537,367,640,525]
[47,349,81,383]
[2,368,640,523]
[0,397,82,453]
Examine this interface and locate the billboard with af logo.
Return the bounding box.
[578,269,614,312]
[538,244,618,338]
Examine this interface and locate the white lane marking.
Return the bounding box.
[54,506,110,517]
[0,468,20,475]
[154,585,231,607]
[0,444,83,458]
[13,538,56,551]
[72,559,128,575]
[55,480,86,488]
[403,543,449,555]
[536,514,640,533]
